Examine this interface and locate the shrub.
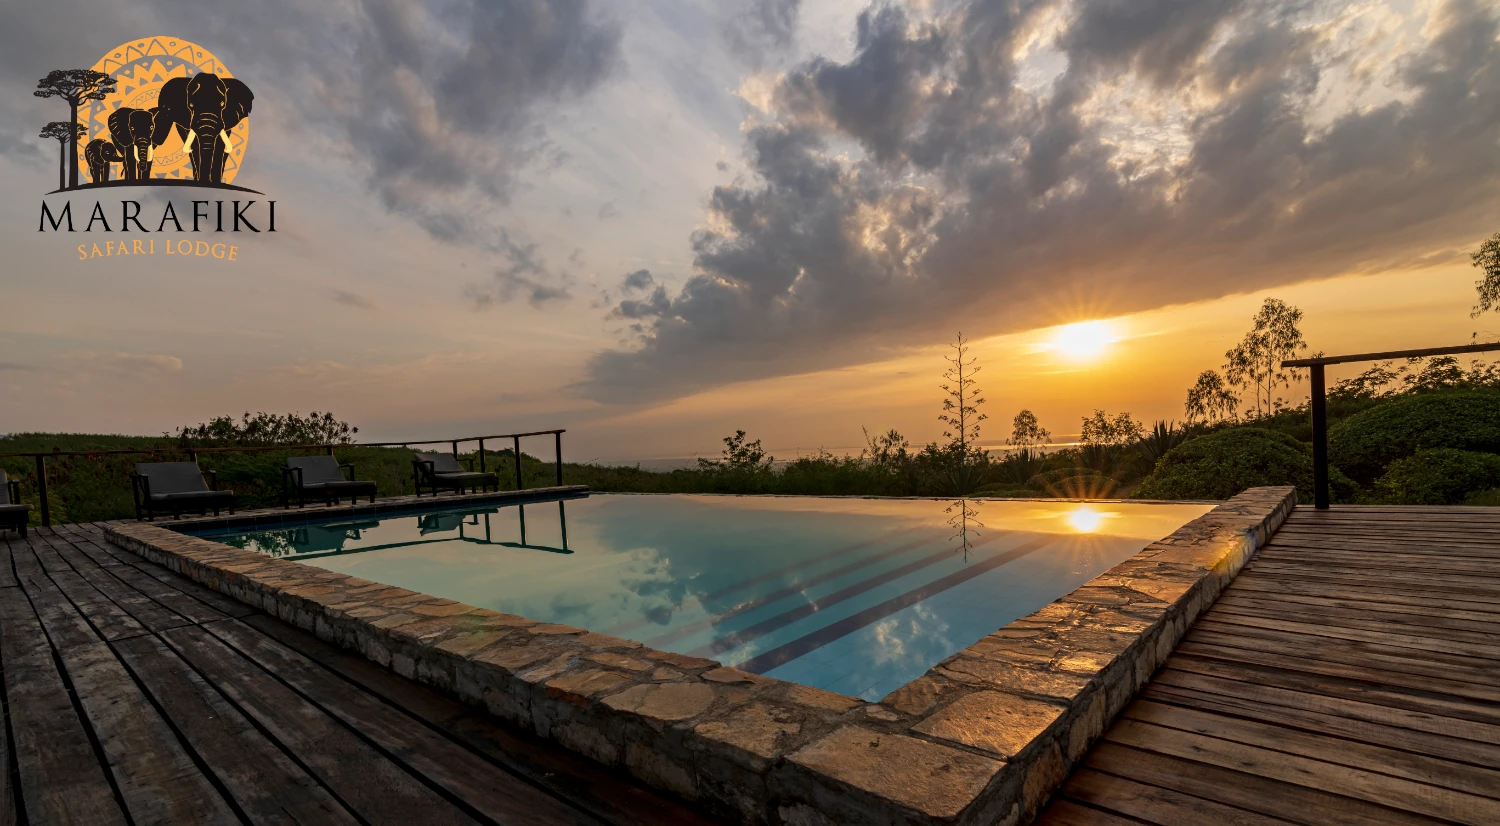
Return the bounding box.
[1373,449,1500,505]
[1134,427,1354,502]
[1329,388,1500,484]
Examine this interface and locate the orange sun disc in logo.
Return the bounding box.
[80,37,251,185]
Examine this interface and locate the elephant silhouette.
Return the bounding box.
[84,138,122,184]
[156,73,254,184]
[107,107,162,181]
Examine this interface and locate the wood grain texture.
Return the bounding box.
[1039,505,1500,826]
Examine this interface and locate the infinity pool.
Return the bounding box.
[201,495,1210,700]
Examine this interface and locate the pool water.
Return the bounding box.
[202,495,1211,701]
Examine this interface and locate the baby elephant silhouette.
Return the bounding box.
[85,138,122,184]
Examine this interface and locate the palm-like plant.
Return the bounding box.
[1135,420,1191,465]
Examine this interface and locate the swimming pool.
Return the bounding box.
[200,494,1211,701]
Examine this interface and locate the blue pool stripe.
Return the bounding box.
[733,535,1060,675]
[640,534,947,650]
[608,527,926,638]
[684,533,1006,658]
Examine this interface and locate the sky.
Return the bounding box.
[1,0,1497,462]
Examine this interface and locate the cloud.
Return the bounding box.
[724,0,802,66]
[63,351,183,378]
[331,290,377,310]
[0,362,37,372]
[584,0,1500,403]
[620,269,656,293]
[598,201,621,220]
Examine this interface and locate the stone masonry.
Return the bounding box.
[105,486,1296,825]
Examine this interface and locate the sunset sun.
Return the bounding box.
[1050,321,1118,360]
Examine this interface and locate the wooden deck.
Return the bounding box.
[1040,506,1500,826]
[0,523,716,826]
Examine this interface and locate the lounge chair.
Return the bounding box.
[282,456,377,508]
[0,470,32,538]
[131,462,236,520]
[412,452,499,497]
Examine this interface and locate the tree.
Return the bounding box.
[34,69,115,190]
[1472,231,1500,318]
[1079,410,1143,446]
[1007,410,1051,450]
[932,332,990,494]
[1224,298,1307,418]
[39,121,84,192]
[698,430,771,472]
[1184,369,1240,425]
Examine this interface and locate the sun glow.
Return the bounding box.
[1067,506,1104,533]
[1049,321,1118,360]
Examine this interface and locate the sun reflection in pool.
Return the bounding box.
[1067,506,1105,533]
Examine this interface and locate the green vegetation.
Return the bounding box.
[1373,449,1500,506]
[1134,428,1354,503]
[1328,388,1500,484]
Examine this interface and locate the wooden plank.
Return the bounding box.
[1184,624,1500,688]
[57,640,238,824]
[111,634,361,825]
[1104,717,1500,823]
[1152,667,1500,745]
[1186,609,1500,662]
[1123,699,1500,801]
[1034,797,1146,826]
[1165,656,1500,727]
[0,542,16,589]
[240,613,720,826]
[0,585,126,825]
[1142,682,1500,771]
[10,546,107,650]
[1213,594,1500,639]
[202,619,597,826]
[160,625,483,826]
[1082,742,1432,826]
[1222,582,1500,620]
[92,542,257,619]
[1051,768,1294,826]
[44,537,204,633]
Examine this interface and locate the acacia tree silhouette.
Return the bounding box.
[34,69,115,190]
[1224,298,1307,418]
[39,121,84,192]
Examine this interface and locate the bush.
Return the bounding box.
[1373,449,1500,505]
[1329,388,1500,484]
[1134,427,1354,502]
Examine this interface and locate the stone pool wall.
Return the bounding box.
[105,486,1296,825]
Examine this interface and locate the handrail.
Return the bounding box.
[1282,341,1500,509]
[0,429,567,527]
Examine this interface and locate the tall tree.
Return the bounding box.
[940,332,987,455]
[1472,231,1500,319]
[1007,409,1051,450]
[39,121,83,192]
[1224,298,1307,418]
[1184,369,1239,425]
[34,69,115,190]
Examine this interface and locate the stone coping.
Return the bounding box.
[160,485,590,535]
[104,486,1296,825]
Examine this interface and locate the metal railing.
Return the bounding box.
[0,429,566,527]
[1284,342,1500,509]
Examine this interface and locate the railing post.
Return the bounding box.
[35,454,50,528]
[479,439,486,474]
[513,436,524,491]
[326,444,334,456]
[555,431,563,487]
[451,440,459,460]
[1311,363,1329,510]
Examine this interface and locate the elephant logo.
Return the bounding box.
[83,138,121,183]
[36,37,259,193]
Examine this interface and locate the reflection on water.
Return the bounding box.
[202,494,1211,700]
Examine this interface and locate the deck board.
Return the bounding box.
[1039,506,1500,826]
[0,526,720,826]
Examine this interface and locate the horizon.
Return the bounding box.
[3,1,1498,461]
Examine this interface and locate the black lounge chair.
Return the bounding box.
[282,456,377,508]
[412,452,499,497]
[132,462,236,520]
[0,470,32,538]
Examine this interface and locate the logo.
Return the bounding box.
[35,36,276,261]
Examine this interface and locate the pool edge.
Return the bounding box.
[103,486,1296,825]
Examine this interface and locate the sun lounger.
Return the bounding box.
[0,470,32,537]
[282,456,378,508]
[412,452,499,497]
[132,462,236,520]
